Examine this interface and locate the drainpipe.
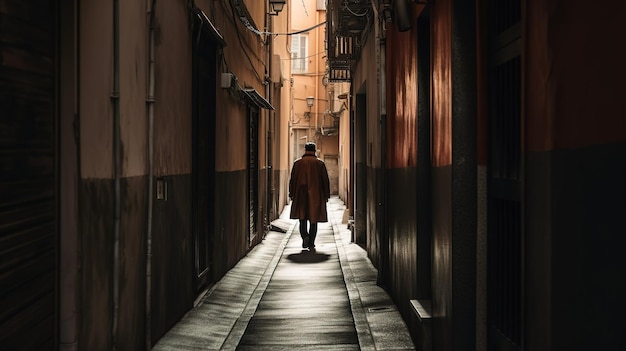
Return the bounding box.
[379,17,389,286]
[314,10,319,137]
[145,0,157,349]
[371,0,389,286]
[111,0,121,349]
[265,2,272,229]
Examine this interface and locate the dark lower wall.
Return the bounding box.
[258,166,269,242]
[524,151,552,351]
[80,179,114,350]
[354,161,368,248]
[80,176,149,350]
[431,166,452,351]
[274,168,288,219]
[386,167,418,325]
[119,176,148,350]
[430,154,476,351]
[214,170,249,280]
[526,142,626,351]
[366,165,381,270]
[151,174,194,344]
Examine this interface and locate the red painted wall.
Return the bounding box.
[526,1,626,151]
[431,0,453,167]
[386,19,418,168]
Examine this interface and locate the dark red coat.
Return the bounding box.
[289,151,330,222]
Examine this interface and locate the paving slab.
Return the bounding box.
[236,222,359,350]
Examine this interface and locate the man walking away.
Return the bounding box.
[289,142,331,250]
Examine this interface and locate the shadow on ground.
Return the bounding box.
[286,251,331,264]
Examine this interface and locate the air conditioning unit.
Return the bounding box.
[220,72,235,89]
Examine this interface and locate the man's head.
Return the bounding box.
[305,142,316,151]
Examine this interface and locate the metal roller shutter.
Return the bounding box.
[0,0,58,348]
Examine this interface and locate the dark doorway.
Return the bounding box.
[487,0,523,349]
[248,107,260,245]
[354,89,367,248]
[416,12,432,299]
[191,37,217,291]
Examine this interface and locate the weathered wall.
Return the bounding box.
[78,0,195,347]
[80,3,152,345]
[384,11,419,333]
[150,0,194,343]
[78,1,114,348]
[200,0,271,276]
[429,1,453,348]
[430,0,478,350]
[336,82,352,206]
[275,1,291,214]
[117,1,149,348]
[524,1,626,350]
[352,27,381,261]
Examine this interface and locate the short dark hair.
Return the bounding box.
[304,142,316,151]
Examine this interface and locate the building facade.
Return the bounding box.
[0,0,290,349]
[328,0,626,350]
[287,0,345,200]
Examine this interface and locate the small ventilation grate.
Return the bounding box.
[367,306,396,313]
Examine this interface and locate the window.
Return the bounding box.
[291,34,308,73]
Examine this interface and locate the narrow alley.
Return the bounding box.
[153,197,414,350]
[2,0,625,350]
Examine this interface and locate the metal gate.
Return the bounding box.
[487,0,523,350]
[0,0,58,348]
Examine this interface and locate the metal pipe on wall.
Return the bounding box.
[265,1,271,232]
[145,0,157,348]
[371,0,390,286]
[59,0,80,349]
[111,0,121,349]
[314,10,319,137]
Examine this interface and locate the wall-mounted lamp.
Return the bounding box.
[269,0,286,15]
[304,96,314,118]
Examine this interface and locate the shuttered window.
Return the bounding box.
[291,34,308,73]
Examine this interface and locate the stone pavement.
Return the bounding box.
[153,197,414,350]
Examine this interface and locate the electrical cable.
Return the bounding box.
[244,19,327,36]
[228,0,265,83]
